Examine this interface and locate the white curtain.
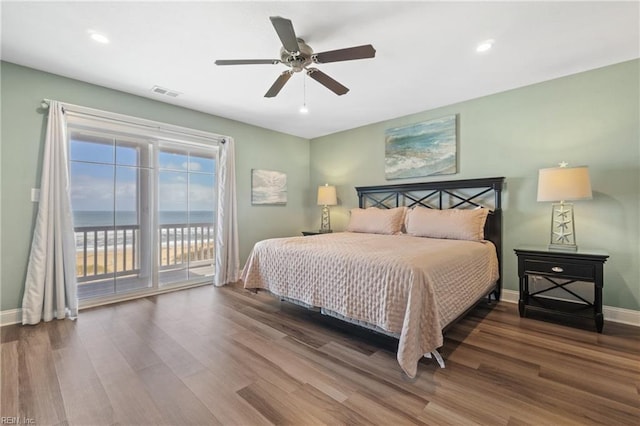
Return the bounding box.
[22,101,78,324]
[214,137,240,286]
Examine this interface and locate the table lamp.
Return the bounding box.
[317,184,337,233]
[537,163,592,251]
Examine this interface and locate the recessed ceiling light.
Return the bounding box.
[89,32,109,44]
[476,39,494,53]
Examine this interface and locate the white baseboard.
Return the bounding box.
[501,289,640,327]
[1,308,22,326]
[3,292,639,328]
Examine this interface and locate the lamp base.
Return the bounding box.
[548,202,578,251]
[319,205,331,233]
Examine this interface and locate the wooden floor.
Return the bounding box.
[2,283,639,425]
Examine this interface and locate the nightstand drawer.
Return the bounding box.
[523,259,594,280]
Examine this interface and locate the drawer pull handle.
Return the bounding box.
[551,266,564,273]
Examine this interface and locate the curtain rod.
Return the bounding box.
[40,98,227,144]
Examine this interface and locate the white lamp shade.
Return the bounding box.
[537,166,593,202]
[317,184,337,206]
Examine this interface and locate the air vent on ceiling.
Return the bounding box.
[151,85,181,97]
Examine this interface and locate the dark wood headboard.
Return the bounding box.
[355,177,505,299]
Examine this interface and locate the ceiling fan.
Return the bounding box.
[215,16,376,98]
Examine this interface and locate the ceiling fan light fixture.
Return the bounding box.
[476,39,494,53]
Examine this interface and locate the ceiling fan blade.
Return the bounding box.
[306,68,349,96]
[313,44,376,63]
[264,71,293,98]
[215,59,280,65]
[269,16,300,53]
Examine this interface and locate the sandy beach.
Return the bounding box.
[76,242,214,277]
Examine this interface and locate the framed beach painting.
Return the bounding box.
[385,115,458,180]
[251,169,287,205]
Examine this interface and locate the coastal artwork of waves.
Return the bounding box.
[385,115,457,179]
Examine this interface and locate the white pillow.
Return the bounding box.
[346,207,407,235]
[405,207,489,241]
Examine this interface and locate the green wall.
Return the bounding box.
[310,59,640,311]
[0,61,310,311]
[2,60,639,313]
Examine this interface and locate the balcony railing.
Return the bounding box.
[74,222,215,283]
[158,223,215,269]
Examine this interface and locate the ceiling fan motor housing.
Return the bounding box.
[280,38,313,72]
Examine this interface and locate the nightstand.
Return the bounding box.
[302,230,333,236]
[514,246,609,333]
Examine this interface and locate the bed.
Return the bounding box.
[241,177,504,377]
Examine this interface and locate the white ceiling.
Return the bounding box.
[2,1,638,139]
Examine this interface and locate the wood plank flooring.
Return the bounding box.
[2,282,639,425]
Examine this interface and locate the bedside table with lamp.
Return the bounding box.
[515,163,609,332]
[302,184,337,236]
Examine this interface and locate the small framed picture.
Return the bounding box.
[251,169,287,205]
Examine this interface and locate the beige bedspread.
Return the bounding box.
[241,232,499,377]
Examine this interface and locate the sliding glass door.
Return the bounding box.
[157,142,216,286]
[68,128,216,302]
